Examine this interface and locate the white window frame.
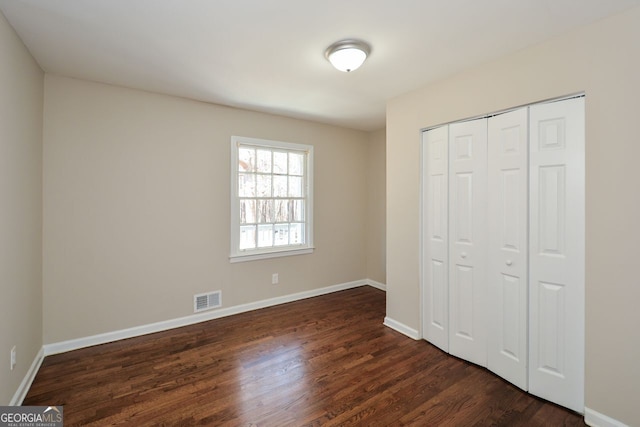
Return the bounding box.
[230,136,314,263]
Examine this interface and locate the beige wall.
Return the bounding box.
[0,12,44,405]
[42,75,372,344]
[386,6,640,425]
[366,129,386,284]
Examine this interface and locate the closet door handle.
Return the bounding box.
[460,252,467,259]
[506,260,513,266]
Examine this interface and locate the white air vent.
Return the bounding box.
[194,290,222,313]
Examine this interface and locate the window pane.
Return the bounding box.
[291,199,304,222]
[274,200,289,222]
[240,199,256,224]
[238,147,255,172]
[288,176,303,197]
[257,199,273,223]
[256,149,272,173]
[238,173,256,197]
[239,225,256,250]
[257,224,273,247]
[274,224,289,246]
[273,175,287,197]
[290,223,304,245]
[289,152,304,176]
[256,174,272,197]
[273,151,287,174]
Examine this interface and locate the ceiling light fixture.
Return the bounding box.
[325,39,371,72]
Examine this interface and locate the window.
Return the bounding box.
[230,136,314,262]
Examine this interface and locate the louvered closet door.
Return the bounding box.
[448,119,488,367]
[422,126,450,352]
[487,108,529,390]
[529,97,585,413]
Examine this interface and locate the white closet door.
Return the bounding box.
[422,126,450,352]
[529,97,585,413]
[448,119,488,367]
[487,108,529,390]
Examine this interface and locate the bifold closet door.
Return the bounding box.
[487,108,529,390]
[422,126,450,352]
[529,97,585,413]
[448,119,488,367]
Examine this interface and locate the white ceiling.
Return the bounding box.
[1,0,638,131]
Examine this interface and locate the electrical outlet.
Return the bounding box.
[272,273,279,285]
[10,346,16,371]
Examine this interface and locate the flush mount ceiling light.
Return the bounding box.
[325,39,371,72]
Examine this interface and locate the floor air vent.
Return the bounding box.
[194,290,222,313]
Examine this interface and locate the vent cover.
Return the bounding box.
[194,290,222,313]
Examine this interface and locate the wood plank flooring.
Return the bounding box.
[24,286,586,426]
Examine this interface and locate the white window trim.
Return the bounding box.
[230,136,314,263]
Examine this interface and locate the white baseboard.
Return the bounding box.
[9,347,44,406]
[365,279,386,291]
[584,407,629,427]
[383,316,420,340]
[44,279,375,356]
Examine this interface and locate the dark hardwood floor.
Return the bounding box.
[24,286,586,426]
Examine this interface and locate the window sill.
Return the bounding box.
[229,247,314,263]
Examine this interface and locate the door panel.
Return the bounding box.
[487,108,528,390]
[537,281,565,377]
[448,119,487,367]
[430,260,447,331]
[529,97,584,413]
[422,126,449,352]
[538,165,566,255]
[500,274,522,360]
[453,264,474,338]
[454,173,473,242]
